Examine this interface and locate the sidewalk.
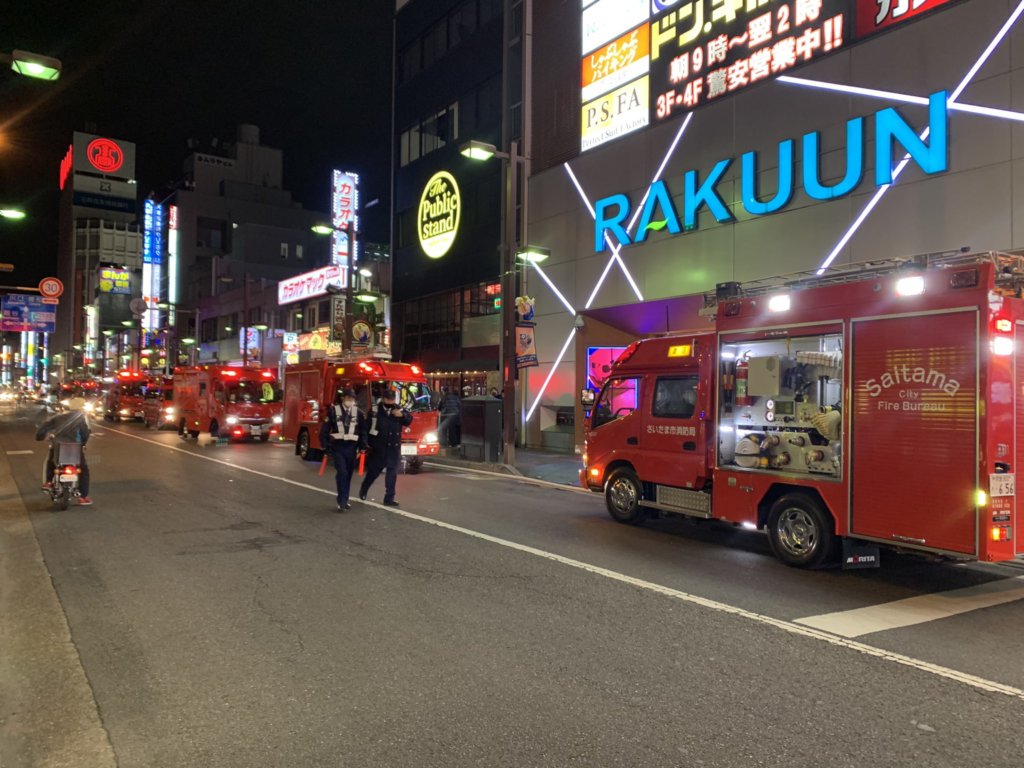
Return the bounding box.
[424,446,582,487]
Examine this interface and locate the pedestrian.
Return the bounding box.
[490,387,501,399]
[440,386,462,447]
[36,397,93,505]
[320,388,367,512]
[359,389,412,507]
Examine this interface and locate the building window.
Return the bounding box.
[289,308,303,332]
[318,299,331,327]
[201,318,217,344]
[296,244,304,260]
[280,242,289,259]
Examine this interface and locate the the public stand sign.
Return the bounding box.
[1,294,57,333]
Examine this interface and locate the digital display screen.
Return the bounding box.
[773,400,795,415]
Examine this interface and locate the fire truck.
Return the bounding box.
[103,370,149,422]
[174,365,283,441]
[282,356,439,471]
[582,251,1023,568]
[142,375,176,430]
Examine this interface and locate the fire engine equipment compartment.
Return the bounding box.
[719,334,843,478]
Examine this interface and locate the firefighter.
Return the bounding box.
[321,388,367,511]
[358,389,412,507]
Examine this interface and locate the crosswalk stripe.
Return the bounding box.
[795,576,1024,638]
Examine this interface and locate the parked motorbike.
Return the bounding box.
[44,441,83,510]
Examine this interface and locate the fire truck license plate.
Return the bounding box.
[250,426,262,435]
[400,444,417,456]
[990,473,1015,497]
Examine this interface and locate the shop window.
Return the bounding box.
[652,377,698,419]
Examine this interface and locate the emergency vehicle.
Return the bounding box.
[142,376,176,430]
[283,356,439,471]
[582,251,1023,568]
[174,365,283,441]
[103,370,149,422]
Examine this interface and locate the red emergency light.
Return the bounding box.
[261,371,274,378]
[232,428,244,437]
[223,370,238,377]
[410,365,422,375]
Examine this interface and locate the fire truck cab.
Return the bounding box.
[104,370,149,422]
[175,365,283,441]
[142,376,176,430]
[583,252,1022,568]
[283,356,440,471]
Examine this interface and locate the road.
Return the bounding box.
[2,406,1023,767]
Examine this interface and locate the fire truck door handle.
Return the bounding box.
[626,437,638,445]
[683,442,696,451]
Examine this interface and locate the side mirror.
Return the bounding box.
[580,388,596,407]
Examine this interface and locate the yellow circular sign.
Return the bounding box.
[418,171,461,259]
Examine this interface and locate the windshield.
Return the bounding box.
[369,381,433,412]
[120,383,145,398]
[226,381,282,404]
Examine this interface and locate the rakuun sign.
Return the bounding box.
[418,171,461,259]
[594,91,949,252]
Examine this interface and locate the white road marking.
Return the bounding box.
[6,450,34,455]
[795,576,1024,638]
[105,428,1024,702]
[424,460,587,493]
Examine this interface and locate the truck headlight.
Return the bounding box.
[83,402,95,413]
[119,408,130,416]
[272,415,283,424]
[424,432,438,444]
[164,406,175,415]
[226,416,238,425]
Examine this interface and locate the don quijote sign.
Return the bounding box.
[277,265,342,306]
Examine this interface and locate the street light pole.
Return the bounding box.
[500,140,520,466]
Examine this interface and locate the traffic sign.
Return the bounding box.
[1,293,56,332]
[38,277,63,299]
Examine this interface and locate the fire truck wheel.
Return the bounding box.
[605,469,646,525]
[766,493,835,569]
[296,429,322,461]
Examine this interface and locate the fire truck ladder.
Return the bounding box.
[702,249,1024,313]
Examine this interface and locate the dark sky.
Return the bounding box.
[0,0,394,285]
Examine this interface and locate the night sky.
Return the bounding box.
[0,0,394,285]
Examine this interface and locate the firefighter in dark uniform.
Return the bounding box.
[321,388,367,511]
[358,389,412,507]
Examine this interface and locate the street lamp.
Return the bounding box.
[1,50,62,81]
[0,208,26,220]
[459,137,531,465]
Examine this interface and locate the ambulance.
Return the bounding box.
[283,356,439,471]
[174,365,283,441]
[582,252,1022,568]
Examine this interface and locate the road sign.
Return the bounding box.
[38,277,63,299]
[1,293,56,333]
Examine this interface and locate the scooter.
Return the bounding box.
[44,441,83,510]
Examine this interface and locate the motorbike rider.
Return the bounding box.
[358,388,412,507]
[36,396,92,505]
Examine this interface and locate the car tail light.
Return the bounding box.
[232,428,244,436]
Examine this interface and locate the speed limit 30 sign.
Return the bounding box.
[39,277,64,299]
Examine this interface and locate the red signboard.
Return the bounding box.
[855,0,959,38]
[38,277,64,299]
[86,137,125,174]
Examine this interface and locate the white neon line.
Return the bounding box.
[816,2,1024,273]
[949,0,1024,103]
[628,111,694,234]
[611,251,644,303]
[100,426,1024,702]
[778,76,1024,123]
[585,251,621,308]
[525,328,576,421]
[532,264,576,315]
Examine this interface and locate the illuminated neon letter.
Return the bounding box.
[594,193,632,252]
[634,180,682,243]
[803,118,864,200]
[684,159,733,229]
[741,140,795,215]
[875,90,948,186]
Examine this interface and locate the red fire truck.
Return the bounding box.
[283,356,439,471]
[142,376,176,430]
[103,370,149,422]
[175,365,283,441]
[582,252,1022,568]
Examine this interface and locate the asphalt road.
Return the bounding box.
[2,406,1023,767]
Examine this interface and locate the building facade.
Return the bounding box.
[521,0,1023,451]
[392,0,517,397]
